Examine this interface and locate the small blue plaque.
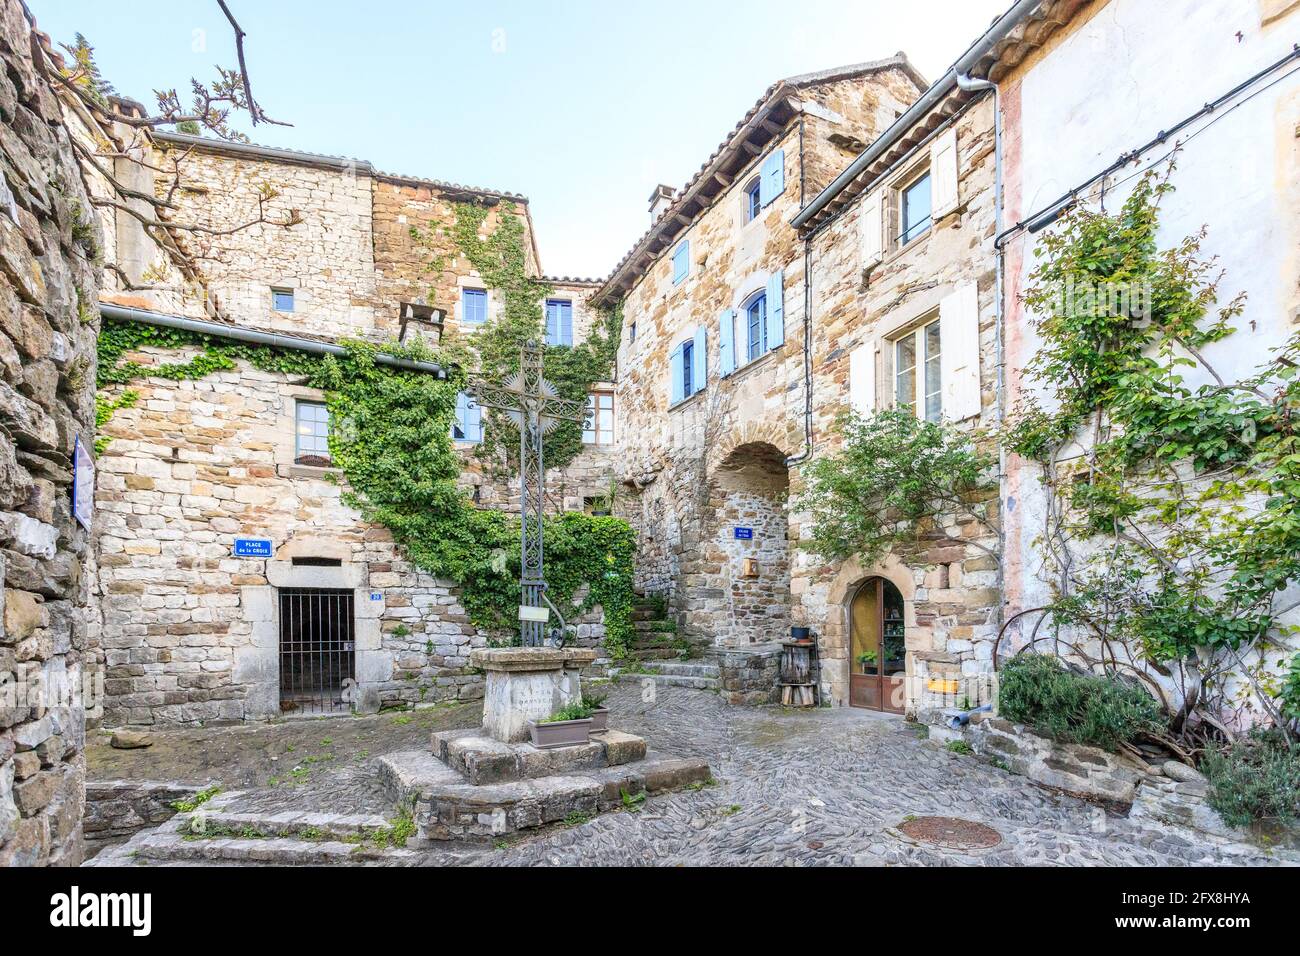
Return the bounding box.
[370,592,383,601]
[734,527,754,540]
[232,538,273,558]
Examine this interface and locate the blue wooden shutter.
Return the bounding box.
[719,309,735,376]
[673,241,689,284]
[468,396,482,442]
[692,326,707,394]
[670,344,684,405]
[760,149,785,207]
[545,301,557,344]
[561,302,573,345]
[765,271,784,350]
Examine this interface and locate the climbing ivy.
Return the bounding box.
[413,201,622,474]
[95,316,636,656]
[1006,165,1300,742]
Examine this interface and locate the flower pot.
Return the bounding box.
[529,717,593,749]
[589,707,609,733]
[790,627,811,641]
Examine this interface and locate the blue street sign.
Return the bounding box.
[232,538,273,558]
[734,527,754,540]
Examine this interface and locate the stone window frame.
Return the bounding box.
[888,158,934,256]
[275,384,343,479]
[453,275,496,333]
[267,278,303,315]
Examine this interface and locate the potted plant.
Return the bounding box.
[857,650,878,674]
[529,701,595,749]
[583,693,609,732]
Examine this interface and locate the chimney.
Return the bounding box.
[648,184,676,225]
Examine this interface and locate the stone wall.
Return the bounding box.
[793,95,1002,709]
[611,67,921,657]
[0,0,103,866]
[83,778,203,857]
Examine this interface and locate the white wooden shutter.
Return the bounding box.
[929,127,959,220]
[849,344,874,416]
[861,191,883,267]
[939,282,981,420]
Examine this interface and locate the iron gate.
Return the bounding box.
[279,588,355,715]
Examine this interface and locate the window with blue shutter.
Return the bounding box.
[452,391,483,443]
[670,343,685,406]
[545,299,573,347]
[672,241,689,285]
[272,288,295,312]
[744,178,762,223]
[719,309,736,376]
[743,292,767,363]
[759,149,785,207]
[462,288,488,325]
[765,270,785,349]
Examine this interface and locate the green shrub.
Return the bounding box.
[541,701,594,723]
[1201,730,1300,829]
[997,654,1165,752]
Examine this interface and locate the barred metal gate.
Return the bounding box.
[279,588,355,715]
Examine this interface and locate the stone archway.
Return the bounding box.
[695,440,792,646]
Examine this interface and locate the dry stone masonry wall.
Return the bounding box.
[0,0,102,866]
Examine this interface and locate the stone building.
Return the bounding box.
[92,135,619,726]
[0,0,104,865]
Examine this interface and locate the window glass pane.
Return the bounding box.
[546,300,573,346]
[901,172,932,244]
[745,180,761,222]
[924,320,942,422]
[463,289,487,324]
[681,342,693,395]
[746,294,766,362]
[895,336,916,412]
[582,394,596,443]
[295,401,330,465]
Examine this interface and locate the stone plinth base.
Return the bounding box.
[470,647,599,743]
[431,728,647,786]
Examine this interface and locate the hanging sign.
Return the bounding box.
[232,538,273,558]
[733,527,754,540]
[518,605,550,623]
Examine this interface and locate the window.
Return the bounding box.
[295,400,330,466]
[452,391,482,443]
[672,241,689,285]
[583,391,614,445]
[462,288,488,325]
[681,339,694,396]
[670,327,706,406]
[899,171,933,245]
[744,178,762,223]
[743,292,767,363]
[545,299,573,347]
[894,318,942,422]
[272,288,295,312]
[629,321,637,344]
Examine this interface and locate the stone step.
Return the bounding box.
[634,619,676,633]
[644,661,720,679]
[176,809,394,842]
[376,749,711,841]
[631,647,682,661]
[610,668,719,691]
[99,829,419,866]
[431,728,646,786]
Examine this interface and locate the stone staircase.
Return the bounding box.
[624,595,712,664]
[85,794,422,867]
[611,659,721,691]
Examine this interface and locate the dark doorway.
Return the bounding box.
[279,588,355,715]
[849,577,907,714]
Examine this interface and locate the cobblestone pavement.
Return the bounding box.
[91,682,1289,866]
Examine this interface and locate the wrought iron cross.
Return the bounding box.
[468,341,586,646]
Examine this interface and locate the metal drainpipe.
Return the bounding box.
[955,71,1007,615]
[98,303,448,378]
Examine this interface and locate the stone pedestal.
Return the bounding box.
[470,647,599,743]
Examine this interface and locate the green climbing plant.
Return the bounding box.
[95,315,635,656]
[1005,163,1300,743]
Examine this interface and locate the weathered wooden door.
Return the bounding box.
[848,578,906,714]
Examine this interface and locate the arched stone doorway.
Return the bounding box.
[702,441,791,645]
[849,576,907,714]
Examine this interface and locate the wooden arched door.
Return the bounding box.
[849,577,907,713]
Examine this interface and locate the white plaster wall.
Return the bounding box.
[1006,0,1300,638]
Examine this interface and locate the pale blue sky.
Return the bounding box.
[30,0,1008,277]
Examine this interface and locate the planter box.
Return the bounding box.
[529,717,593,749]
[589,707,609,733]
